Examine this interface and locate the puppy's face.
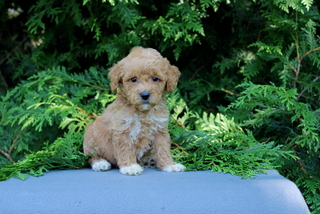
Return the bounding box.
[109,47,180,111]
[121,60,166,111]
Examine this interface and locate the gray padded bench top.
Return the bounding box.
[0,168,310,214]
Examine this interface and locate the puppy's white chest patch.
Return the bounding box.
[124,114,168,145]
[126,116,141,144]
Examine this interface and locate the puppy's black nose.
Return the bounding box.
[141,91,150,101]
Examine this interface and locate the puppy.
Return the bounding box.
[83,47,186,175]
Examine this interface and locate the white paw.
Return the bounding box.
[92,160,111,172]
[162,163,186,172]
[120,164,143,176]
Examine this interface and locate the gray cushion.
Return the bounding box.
[0,168,310,214]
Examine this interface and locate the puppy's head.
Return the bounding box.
[108,47,180,111]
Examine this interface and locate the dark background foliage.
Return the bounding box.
[0,0,319,212]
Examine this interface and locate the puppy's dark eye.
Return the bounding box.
[131,77,137,82]
[152,77,159,82]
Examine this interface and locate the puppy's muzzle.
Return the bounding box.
[140,91,150,102]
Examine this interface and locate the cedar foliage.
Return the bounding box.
[0,0,319,212]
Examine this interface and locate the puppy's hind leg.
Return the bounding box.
[89,155,112,172]
[84,122,111,172]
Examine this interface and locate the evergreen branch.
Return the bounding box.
[89,85,109,91]
[242,138,270,150]
[297,76,320,100]
[294,40,301,89]
[0,149,14,163]
[300,46,320,61]
[170,114,189,131]
[294,46,320,88]
[62,79,109,91]
[291,144,308,174]
[76,107,97,119]
[0,37,28,66]
[171,141,188,155]
[221,88,235,96]
[288,62,298,75]
[8,130,25,154]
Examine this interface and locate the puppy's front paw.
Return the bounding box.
[92,160,111,172]
[162,163,186,172]
[120,164,143,176]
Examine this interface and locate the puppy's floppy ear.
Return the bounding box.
[108,63,121,93]
[166,63,181,92]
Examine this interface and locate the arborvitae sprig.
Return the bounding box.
[0,66,114,170]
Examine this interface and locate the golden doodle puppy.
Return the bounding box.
[83,47,186,175]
